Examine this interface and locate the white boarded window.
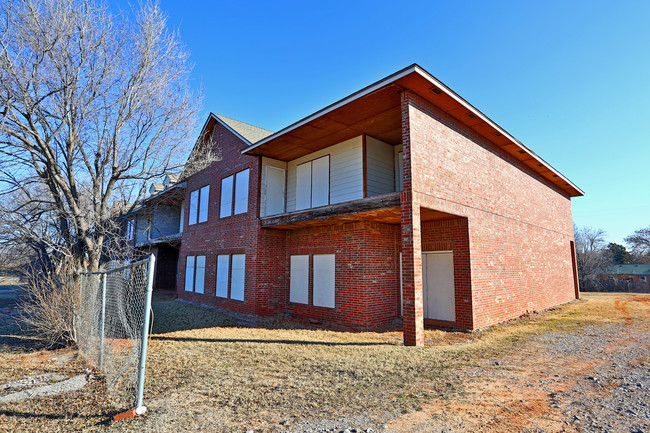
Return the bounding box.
[296,155,329,210]
[234,169,250,215]
[290,255,309,304]
[215,255,229,298]
[194,256,206,294]
[311,156,329,207]
[296,162,312,210]
[230,254,246,301]
[220,175,234,218]
[313,254,335,308]
[188,190,198,225]
[184,255,195,292]
[198,185,209,223]
[264,166,285,216]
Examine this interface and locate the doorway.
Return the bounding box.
[422,251,455,322]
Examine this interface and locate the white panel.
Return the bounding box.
[230,254,246,301]
[215,255,229,298]
[290,255,309,304]
[313,254,335,308]
[234,169,250,215]
[395,150,404,192]
[366,136,396,196]
[194,256,205,294]
[220,175,233,218]
[424,252,455,322]
[188,190,198,225]
[198,185,209,223]
[295,162,312,210]
[311,155,329,207]
[184,256,195,292]
[286,136,362,211]
[264,166,285,216]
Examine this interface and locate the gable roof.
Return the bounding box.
[213,114,273,145]
[242,63,583,197]
[600,264,650,276]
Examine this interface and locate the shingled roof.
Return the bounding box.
[214,114,273,144]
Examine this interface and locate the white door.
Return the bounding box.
[423,252,455,322]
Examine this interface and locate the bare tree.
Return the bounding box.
[0,0,199,272]
[574,225,609,290]
[625,226,650,263]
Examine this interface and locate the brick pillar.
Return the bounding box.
[400,90,424,347]
[401,199,424,346]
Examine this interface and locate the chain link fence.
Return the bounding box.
[77,255,155,410]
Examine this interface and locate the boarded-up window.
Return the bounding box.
[290,255,309,304]
[234,169,250,215]
[295,155,329,210]
[198,185,209,223]
[188,190,199,225]
[215,255,229,298]
[220,175,234,218]
[264,166,285,216]
[230,254,246,301]
[313,254,335,308]
[220,169,249,217]
[194,256,206,294]
[189,186,209,225]
[184,255,195,292]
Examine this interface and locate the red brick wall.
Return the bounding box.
[403,90,576,330]
[177,120,262,314]
[284,221,401,328]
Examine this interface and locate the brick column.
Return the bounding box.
[400,91,424,347]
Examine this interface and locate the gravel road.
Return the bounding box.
[278,299,650,433]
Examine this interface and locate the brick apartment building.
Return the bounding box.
[126,64,583,346]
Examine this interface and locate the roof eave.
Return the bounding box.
[241,64,583,197]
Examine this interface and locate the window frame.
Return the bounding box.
[295,155,330,211]
[188,185,210,226]
[220,168,250,218]
[184,255,206,294]
[215,253,246,301]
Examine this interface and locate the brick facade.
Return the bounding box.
[145,65,583,346]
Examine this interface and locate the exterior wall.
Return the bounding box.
[366,136,396,197]
[286,136,363,211]
[420,217,471,329]
[403,90,577,330]
[284,221,401,328]
[177,121,261,314]
[151,205,181,239]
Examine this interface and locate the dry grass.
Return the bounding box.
[0,292,646,432]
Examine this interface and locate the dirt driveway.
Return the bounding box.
[387,294,650,433]
[0,292,647,433]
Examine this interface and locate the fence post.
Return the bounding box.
[135,254,155,412]
[99,272,107,368]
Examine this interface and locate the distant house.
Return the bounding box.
[122,64,583,346]
[599,264,650,283]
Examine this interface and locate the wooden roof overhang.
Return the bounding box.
[243,64,583,198]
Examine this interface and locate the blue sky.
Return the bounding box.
[120,1,649,245]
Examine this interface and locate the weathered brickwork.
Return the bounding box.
[284,221,401,328]
[402,90,577,331]
[177,121,261,315]
[170,83,578,341]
